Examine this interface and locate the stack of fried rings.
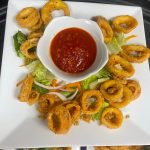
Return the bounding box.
[18,72,141,132]
[99,79,141,128]
[16,7,43,31]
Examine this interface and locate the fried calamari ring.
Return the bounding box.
[110,87,132,108]
[100,80,123,102]
[20,39,37,59]
[28,18,43,31]
[80,114,92,123]
[28,31,43,40]
[65,103,81,125]
[101,107,123,129]
[16,7,40,28]
[106,55,135,78]
[94,16,113,43]
[47,105,72,134]
[28,90,40,105]
[81,90,103,114]
[126,80,141,101]
[41,0,55,25]
[41,0,70,25]
[38,94,56,117]
[51,147,71,150]
[64,147,72,150]
[18,74,34,102]
[112,15,138,33]
[112,75,127,85]
[120,45,150,63]
[53,0,70,15]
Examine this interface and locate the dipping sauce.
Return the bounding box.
[50,27,97,73]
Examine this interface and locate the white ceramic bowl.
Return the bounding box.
[37,16,108,82]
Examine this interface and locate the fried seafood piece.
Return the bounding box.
[126,80,141,101]
[95,146,110,150]
[29,18,43,31]
[81,90,103,115]
[64,147,72,150]
[38,94,58,117]
[110,87,132,108]
[80,114,92,123]
[28,30,43,40]
[18,74,34,102]
[16,7,40,28]
[112,75,127,85]
[95,146,143,150]
[93,16,113,43]
[100,80,123,102]
[41,0,70,25]
[65,102,81,125]
[106,55,135,78]
[95,146,129,150]
[20,39,38,59]
[28,90,40,105]
[101,107,123,129]
[120,45,150,63]
[112,15,138,33]
[51,147,72,150]
[47,105,72,134]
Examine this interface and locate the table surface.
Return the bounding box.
[0,0,150,149]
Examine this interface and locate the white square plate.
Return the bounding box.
[0,0,150,148]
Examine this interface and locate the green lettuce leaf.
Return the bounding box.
[115,32,125,46]
[89,77,110,89]
[107,37,122,54]
[92,101,109,120]
[13,31,27,58]
[81,68,111,90]
[60,91,74,98]
[107,32,126,54]
[32,84,49,94]
[26,60,55,86]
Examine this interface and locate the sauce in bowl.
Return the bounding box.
[50,27,97,73]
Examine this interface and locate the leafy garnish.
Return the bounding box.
[115,32,125,46]
[107,37,122,54]
[13,31,27,58]
[92,101,109,120]
[60,91,74,98]
[89,77,110,89]
[26,60,55,85]
[32,84,49,94]
[107,32,126,54]
[81,68,111,90]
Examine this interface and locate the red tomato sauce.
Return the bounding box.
[50,27,97,73]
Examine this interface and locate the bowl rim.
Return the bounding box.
[37,16,108,82]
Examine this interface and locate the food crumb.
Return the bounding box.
[125,114,130,119]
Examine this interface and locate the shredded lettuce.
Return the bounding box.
[81,75,97,90]
[107,32,126,54]
[60,91,74,98]
[115,32,125,46]
[107,37,122,54]
[92,101,109,120]
[26,60,55,86]
[26,60,40,72]
[13,31,27,58]
[32,84,49,94]
[89,77,110,89]
[81,68,111,90]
